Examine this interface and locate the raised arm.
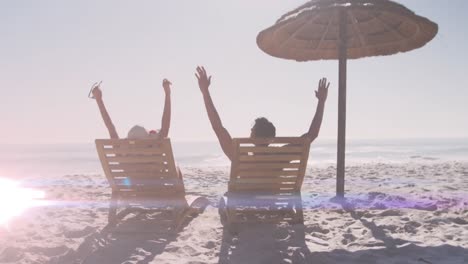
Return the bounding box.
[159,79,172,138]
[196,66,234,160]
[303,78,329,143]
[92,88,119,139]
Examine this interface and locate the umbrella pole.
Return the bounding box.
[336,10,348,198]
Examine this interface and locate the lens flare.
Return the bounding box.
[0,178,45,226]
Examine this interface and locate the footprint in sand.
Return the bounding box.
[450,217,468,225]
[64,226,95,239]
[341,233,357,245]
[86,210,98,218]
[27,245,68,257]
[379,209,403,217]
[306,235,329,246]
[305,224,330,234]
[204,241,217,249]
[404,221,422,233]
[444,235,454,240]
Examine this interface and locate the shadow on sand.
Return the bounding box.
[218,198,468,264]
[219,223,313,264]
[55,202,208,264]
[54,195,468,263]
[218,195,312,263]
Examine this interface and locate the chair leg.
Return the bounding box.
[172,205,189,231]
[218,197,228,226]
[108,192,118,225]
[290,200,305,225]
[221,198,239,235]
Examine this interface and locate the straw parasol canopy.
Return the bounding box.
[257,0,438,61]
[257,0,438,198]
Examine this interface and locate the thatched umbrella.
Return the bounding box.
[257,0,438,198]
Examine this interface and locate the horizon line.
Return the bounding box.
[1,136,467,146]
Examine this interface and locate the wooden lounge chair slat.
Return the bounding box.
[113,178,174,186]
[96,138,165,145]
[234,178,298,184]
[104,151,166,156]
[238,155,302,162]
[106,156,166,163]
[237,170,299,177]
[234,177,298,183]
[236,137,305,144]
[231,182,297,188]
[231,184,296,191]
[108,163,166,169]
[115,181,178,187]
[111,171,171,178]
[116,188,179,195]
[111,174,171,181]
[108,164,168,172]
[227,196,300,205]
[238,163,301,170]
[238,146,303,154]
[102,147,166,154]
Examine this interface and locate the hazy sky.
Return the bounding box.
[0,0,466,144]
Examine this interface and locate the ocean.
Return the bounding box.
[0,138,467,181]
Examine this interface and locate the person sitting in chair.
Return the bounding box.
[91,79,185,188]
[195,66,329,161]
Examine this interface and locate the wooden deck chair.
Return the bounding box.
[219,137,311,229]
[95,138,207,229]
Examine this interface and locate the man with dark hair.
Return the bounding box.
[195,66,329,161]
[252,117,276,138]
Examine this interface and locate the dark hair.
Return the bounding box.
[252,117,276,138]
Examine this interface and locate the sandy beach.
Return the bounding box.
[0,161,466,264]
[1,0,467,263]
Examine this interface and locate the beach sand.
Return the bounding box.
[0,162,467,264]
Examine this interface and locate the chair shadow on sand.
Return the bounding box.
[218,197,468,264]
[218,195,314,264]
[333,201,468,264]
[56,198,209,264]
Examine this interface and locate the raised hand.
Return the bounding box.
[162,79,172,94]
[195,66,211,94]
[92,87,103,100]
[316,78,330,102]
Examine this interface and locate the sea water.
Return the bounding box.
[0,138,467,181]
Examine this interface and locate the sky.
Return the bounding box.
[0,0,467,144]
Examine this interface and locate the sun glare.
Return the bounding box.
[0,178,45,226]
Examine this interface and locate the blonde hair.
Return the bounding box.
[127,125,149,139]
